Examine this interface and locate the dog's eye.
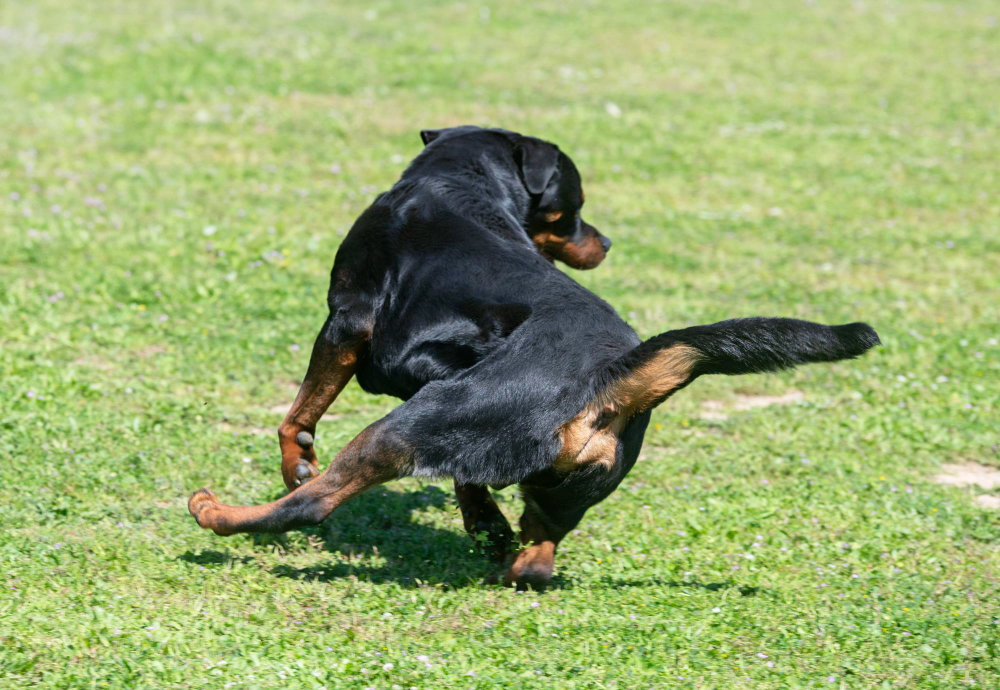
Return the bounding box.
[544,211,563,223]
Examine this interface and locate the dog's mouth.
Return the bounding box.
[532,232,607,269]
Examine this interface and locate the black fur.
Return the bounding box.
[612,318,879,378]
[318,126,879,547]
[603,318,879,411]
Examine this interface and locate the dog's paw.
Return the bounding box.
[293,461,320,487]
[188,488,228,535]
[503,545,555,591]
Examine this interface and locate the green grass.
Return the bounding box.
[2,0,999,687]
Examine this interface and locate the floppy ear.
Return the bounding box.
[420,129,444,145]
[514,136,559,195]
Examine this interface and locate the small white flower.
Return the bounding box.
[712,607,721,613]
[382,663,394,671]
[604,102,622,118]
[202,225,217,236]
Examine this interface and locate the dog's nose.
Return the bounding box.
[599,235,612,253]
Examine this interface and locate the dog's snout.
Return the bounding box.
[599,235,612,253]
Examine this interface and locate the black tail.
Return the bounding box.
[601,318,879,414]
[644,317,879,377]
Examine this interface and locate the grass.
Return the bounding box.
[1,0,999,686]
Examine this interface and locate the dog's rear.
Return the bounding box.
[555,318,879,474]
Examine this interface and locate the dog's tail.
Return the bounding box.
[598,318,879,413]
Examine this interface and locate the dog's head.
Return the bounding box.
[420,128,611,270]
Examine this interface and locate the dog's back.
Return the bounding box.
[324,140,642,485]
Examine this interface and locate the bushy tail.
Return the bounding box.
[601,318,879,413]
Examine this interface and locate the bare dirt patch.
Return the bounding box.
[974,495,1000,510]
[934,461,1000,510]
[933,462,1000,490]
[700,389,805,421]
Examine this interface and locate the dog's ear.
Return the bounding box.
[514,136,560,195]
[420,129,444,145]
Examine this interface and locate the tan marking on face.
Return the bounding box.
[544,210,563,223]
[531,232,606,269]
[552,344,701,473]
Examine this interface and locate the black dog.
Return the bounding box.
[189,126,879,589]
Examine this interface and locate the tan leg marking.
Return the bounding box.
[278,330,367,492]
[554,344,701,472]
[191,422,410,536]
[502,501,563,590]
[503,541,556,588]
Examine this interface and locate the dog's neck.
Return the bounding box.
[392,148,537,247]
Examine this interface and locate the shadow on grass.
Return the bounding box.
[178,551,256,566]
[180,484,506,589]
[179,485,759,594]
[597,578,760,596]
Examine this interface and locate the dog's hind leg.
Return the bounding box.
[502,480,591,591]
[504,497,567,591]
[191,418,410,535]
[278,315,369,492]
[454,482,515,563]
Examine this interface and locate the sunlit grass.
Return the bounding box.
[1,0,998,687]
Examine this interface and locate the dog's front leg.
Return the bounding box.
[191,419,408,535]
[278,316,368,492]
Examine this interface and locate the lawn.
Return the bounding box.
[1,0,998,687]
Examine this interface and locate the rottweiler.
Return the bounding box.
[189,126,879,590]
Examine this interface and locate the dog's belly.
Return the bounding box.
[355,303,529,400]
[356,338,495,400]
